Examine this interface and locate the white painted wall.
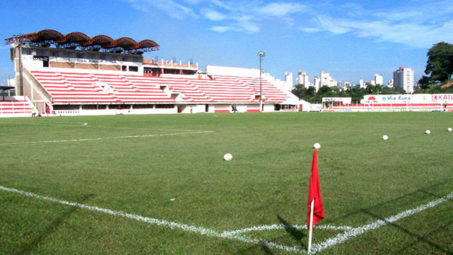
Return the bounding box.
[53,106,178,116]
[262,105,274,112]
[236,105,248,112]
[180,104,206,114]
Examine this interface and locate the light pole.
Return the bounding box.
[258,51,265,112]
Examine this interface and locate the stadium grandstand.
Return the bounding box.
[4,29,300,116]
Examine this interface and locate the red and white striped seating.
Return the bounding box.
[30,71,290,105]
[0,99,34,115]
[31,71,175,104]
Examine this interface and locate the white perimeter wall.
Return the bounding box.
[263,105,274,112]
[180,104,206,114]
[53,106,178,116]
[178,104,275,113]
[362,94,453,104]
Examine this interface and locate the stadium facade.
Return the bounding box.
[4,29,300,117]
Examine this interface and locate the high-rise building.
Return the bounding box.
[314,77,321,91]
[284,72,293,91]
[374,74,383,85]
[393,67,414,93]
[359,79,365,88]
[320,71,337,87]
[297,69,311,88]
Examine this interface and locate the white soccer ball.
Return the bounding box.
[448,127,452,132]
[224,153,233,161]
[313,143,321,150]
[83,123,88,126]
[382,135,389,140]
[425,130,431,134]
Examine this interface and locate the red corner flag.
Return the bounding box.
[307,150,324,228]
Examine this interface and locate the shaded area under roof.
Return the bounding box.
[5,29,159,53]
[91,35,115,48]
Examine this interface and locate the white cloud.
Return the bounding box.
[311,16,453,48]
[123,0,453,43]
[210,20,259,33]
[201,4,260,33]
[125,0,308,34]
[126,0,197,19]
[207,0,235,11]
[299,27,321,33]
[210,26,231,32]
[183,0,203,4]
[259,2,305,17]
[373,10,421,21]
[201,8,228,21]
[300,0,453,48]
[203,1,306,33]
[316,17,352,34]
[237,20,260,33]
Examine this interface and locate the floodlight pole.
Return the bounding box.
[258,51,265,112]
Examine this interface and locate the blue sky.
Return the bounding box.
[1,0,453,85]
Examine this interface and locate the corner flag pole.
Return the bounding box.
[308,199,314,253]
[307,144,324,253]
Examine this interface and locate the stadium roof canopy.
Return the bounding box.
[5,29,159,53]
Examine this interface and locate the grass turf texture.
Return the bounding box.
[0,112,452,254]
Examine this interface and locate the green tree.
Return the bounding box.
[291,84,317,103]
[394,86,406,94]
[291,84,306,99]
[365,83,375,94]
[428,85,442,93]
[330,86,341,96]
[318,86,331,95]
[375,84,383,94]
[424,42,453,83]
[306,86,316,97]
[417,75,432,90]
[381,86,402,94]
[364,84,383,94]
[348,87,366,103]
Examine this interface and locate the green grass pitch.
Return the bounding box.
[0,112,452,254]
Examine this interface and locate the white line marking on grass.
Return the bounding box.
[76,124,208,133]
[222,224,353,236]
[0,130,214,146]
[2,185,451,254]
[311,192,453,254]
[0,185,305,254]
